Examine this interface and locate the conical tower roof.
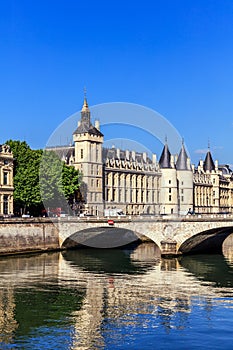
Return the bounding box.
[176,142,189,170]
[204,150,215,172]
[73,93,103,137]
[81,96,90,113]
[159,143,171,168]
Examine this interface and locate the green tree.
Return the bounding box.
[6,140,43,215]
[39,150,64,209]
[40,150,81,212]
[62,163,81,205]
[6,140,81,216]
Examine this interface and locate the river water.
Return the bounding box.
[0,241,233,350]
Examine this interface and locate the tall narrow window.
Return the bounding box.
[80,149,83,159]
[3,195,8,214]
[169,195,172,201]
[96,148,99,161]
[3,172,8,185]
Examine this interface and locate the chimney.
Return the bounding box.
[95,119,100,130]
[152,153,157,164]
[171,155,175,168]
[143,152,147,163]
[132,151,136,161]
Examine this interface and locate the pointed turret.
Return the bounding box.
[204,150,215,172]
[159,142,171,168]
[73,92,103,137]
[80,93,91,128]
[176,142,189,170]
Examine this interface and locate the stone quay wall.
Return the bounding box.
[0,218,60,256]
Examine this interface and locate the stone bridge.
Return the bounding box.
[57,215,233,256]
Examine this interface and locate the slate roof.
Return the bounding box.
[73,124,103,137]
[159,143,171,168]
[45,145,75,164]
[176,144,189,170]
[204,150,215,171]
[103,147,152,163]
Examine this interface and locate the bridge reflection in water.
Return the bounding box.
[0,239,232,349]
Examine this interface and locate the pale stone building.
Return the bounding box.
[49,97,194,216]
[0,144,14,216]
[103,147,161,215]
[48,96,233,216]
[193,149,233,214]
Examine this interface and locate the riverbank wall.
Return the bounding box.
[0,218,60,256]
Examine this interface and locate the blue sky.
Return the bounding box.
[1,0,233,166]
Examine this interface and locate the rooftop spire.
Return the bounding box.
[176,141,189,170]
[73,92,103,137]
[204,144,215,172]
[82,87,90,113]
[159,139,171,168]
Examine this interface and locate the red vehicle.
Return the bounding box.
[42,208,62,217]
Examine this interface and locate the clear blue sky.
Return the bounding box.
[1,0,233,166]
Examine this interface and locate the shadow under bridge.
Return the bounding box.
[179,226,233,255]
[61,226,143,249]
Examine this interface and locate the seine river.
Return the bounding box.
[0,240,233,349]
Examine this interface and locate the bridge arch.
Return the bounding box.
[57,218,233,256]
[179,227,233,255]
[62,226,142,249]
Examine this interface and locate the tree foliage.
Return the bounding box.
[62,163,81,204]
[39,150,64,208]
[6,140,81,216]
[6,140,43,214]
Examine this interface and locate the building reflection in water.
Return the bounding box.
[0,240,232,348]
[0,289,18,345]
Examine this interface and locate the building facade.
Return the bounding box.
[49,97,233,216]
[0,144,14,216]
[193,150,233,214]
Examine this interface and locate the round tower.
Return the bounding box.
[176,142,193,215]
[159,142,178,215]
